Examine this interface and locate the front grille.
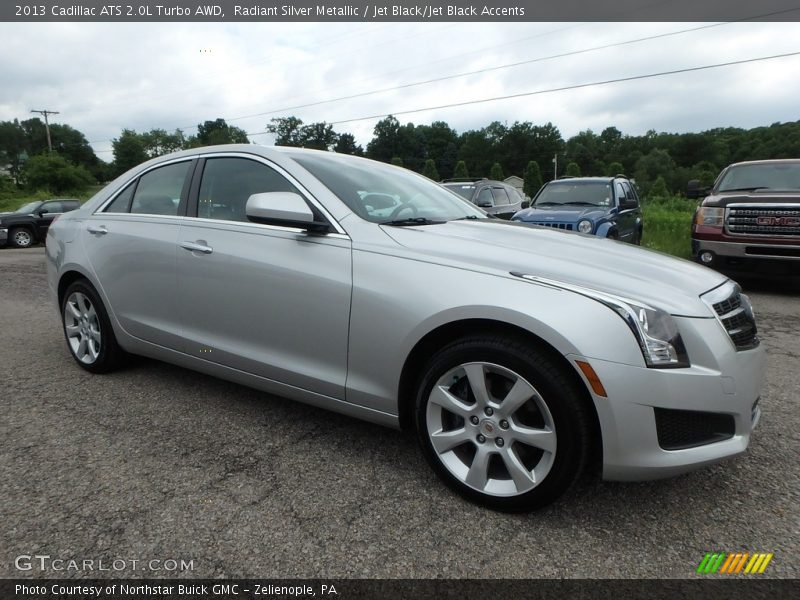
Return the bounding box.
[531,222,573,230]
[654,408,735,450]
[727,205,800,237]
[704,283,759,350]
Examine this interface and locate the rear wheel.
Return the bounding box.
[9,227,34,248]
[415,335,592,512]
[61,280,125,373]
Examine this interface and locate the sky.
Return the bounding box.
[1,20,800,161]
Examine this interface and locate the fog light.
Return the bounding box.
[699,251,714,264]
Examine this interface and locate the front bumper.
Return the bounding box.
[570,315,766,481]
[693,238,800,262]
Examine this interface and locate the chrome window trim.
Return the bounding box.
[95,156,197,215]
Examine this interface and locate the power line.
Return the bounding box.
[327,50,800,125]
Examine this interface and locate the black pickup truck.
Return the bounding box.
[0,199,80,248]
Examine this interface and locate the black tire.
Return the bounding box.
[61,279,126,373]
[607,230,619,241]
[414,335,592,512]
[9,227,34,248]
[634,228,643,246]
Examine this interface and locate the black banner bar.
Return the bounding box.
[3,0,800,22]
[2,579,798,600]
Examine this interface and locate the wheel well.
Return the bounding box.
[9,224,36,237]
[397,319,602,458]
[57,270,89,308]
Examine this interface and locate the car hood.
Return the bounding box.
[381,219,725,317]
[513,205,608,223]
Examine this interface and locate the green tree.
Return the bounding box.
[490,162,504,180]
[390,156,404,167]
[649,176,669,198]
[367,116,401,163]
[193,118,249,146]
[422,159,440,180]
[607,161,625,176]
[112,129,148,176]
[565,162,581,177]
[523,161,543,197]
[334,133,363,155]
[634,149,676,194]
[267,117,305,147]
[21,154,94,193]
[453,160,469,179]
[299,122,339,151]
[0,119,27,184]
[141,128,186,158]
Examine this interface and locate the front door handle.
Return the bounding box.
[180,241,213,254]
[87,225,108,235]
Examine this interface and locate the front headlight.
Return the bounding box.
[577,219,593,234]
[603,298,689,368]
[510,273,690,368]
[694,206,724,227]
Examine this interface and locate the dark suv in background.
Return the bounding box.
[0,199,80,248]
[512,176,643,244]
[441,178,524,219]
[690,159,800,274]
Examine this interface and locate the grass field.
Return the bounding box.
[641,196,697,259]
[0,186,102,213]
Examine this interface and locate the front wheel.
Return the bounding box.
[415,336,592,512]
[61,280,125,373]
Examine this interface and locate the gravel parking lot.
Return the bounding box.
[1,247,798,579]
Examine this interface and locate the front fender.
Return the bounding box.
[595,221,616,238]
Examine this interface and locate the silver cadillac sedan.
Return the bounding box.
[46,145,765,511]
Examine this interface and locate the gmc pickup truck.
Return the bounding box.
[0,199,80,248]
[690,159,800,274]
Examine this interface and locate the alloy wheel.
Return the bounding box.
[425,362,556,497]
[13,229,32,247]
[64,291,102,364]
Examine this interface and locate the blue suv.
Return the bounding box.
[512,176,643,244]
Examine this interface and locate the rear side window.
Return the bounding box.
[130,161,191,216]
[197,157,299,222]
[104,182,136,213]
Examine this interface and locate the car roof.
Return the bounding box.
[726,159,800,168]
[548,177,619,183]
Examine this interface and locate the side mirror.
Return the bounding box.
[35,210,46,217]
[246,192,330,233]
[521,200,530,209]
[477,201,493,208]
[686,179,706,199]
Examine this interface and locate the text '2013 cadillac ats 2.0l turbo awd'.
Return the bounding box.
[46,145,766,511]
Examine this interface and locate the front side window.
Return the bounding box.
[40,201,63,213]
[197,157,299,222]
[104,181,136,213]
[492,187,511,205]
[476,188,494,207]
[130,161,191,216]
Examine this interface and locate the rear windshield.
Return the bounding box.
[443,184,476,200]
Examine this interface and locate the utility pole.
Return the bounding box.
[30,109,60,153]
[552,153,558,180]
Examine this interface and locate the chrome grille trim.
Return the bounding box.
[726,204,800,237]
[701,281,759,351]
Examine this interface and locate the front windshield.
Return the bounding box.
[717,163,800,192]
[292,153,486,223]
[15,201,41,214]
[534,181,612,207]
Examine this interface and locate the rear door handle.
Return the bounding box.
[180,241,213,254]
[87,225,107,235]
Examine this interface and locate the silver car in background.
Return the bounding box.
[46,145,766,511]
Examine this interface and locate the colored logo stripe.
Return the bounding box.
[698,552,774,574]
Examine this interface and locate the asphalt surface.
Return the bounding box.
[1,246,798,579]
